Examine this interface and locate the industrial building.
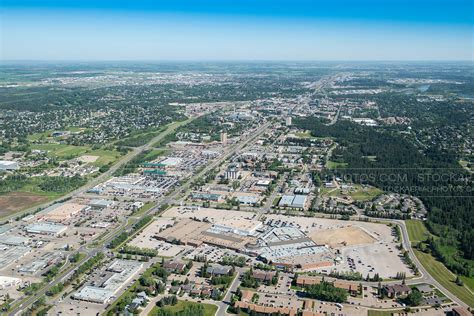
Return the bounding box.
[73,260,143,304]
[211,219,262,236]
[88,199,114,209]
[25,222,68,236]
[191,192,223,202]
[0,160,19,171]
[278,195,307,209]
[43,202,88,222]
[0,276,22,289]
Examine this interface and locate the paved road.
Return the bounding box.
[216,269,243,316]
[10,121,270,315]
[2,118,193,224]
[393,219,469,309]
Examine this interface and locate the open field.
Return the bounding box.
[406,220,474,295]
[86,149,122,166]
[30,143,90,158]
[414,249,474,308]
[349,186,383,201]
[0,192,50,217]
[309,226,375,247]
[320,184,382,202]
[405,220,431,244]
[326,160,348,169]
[29,143,122,166]
[27,127,89,141]
[295,131,312,138]
[149,300,218,316]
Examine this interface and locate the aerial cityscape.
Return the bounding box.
[0,1,473,316]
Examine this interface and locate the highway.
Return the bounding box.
[10,120,271,315]
[1,118,193,224]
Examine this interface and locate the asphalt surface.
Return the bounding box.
[10,121,271,315]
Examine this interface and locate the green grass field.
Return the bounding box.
[149,301,217,316]
[29,144,122,166]
[30,143,90,158]
[405,220,432,244]
[349,186,383,201]
[295,131,312,138]
[405,220,474,300]
[413,249,474,308]
[86,149,122,166]
[326,160,348,169]
[320,184,382,202]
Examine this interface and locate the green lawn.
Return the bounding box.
[405,220,431,244]
[87,149,122,166]
[406,220,474,303]
[295,131,312,138]
[132,202,156,216]
[29,144,122,166]
[320,184,382,202]
[349,186,383,201]
[30,143,90,159]
[414,249,474,308]
[149,301,217,316]
[326,160,348,169]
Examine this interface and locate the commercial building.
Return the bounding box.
[43,202,88,222]
[89,199,114,209]
[25,222,68,236]
[278,195,307,209]
[159,157,183,167]
[191,192,223,202]
[0,160,19,171]
[73,260,142,304]
[296,275,359,295]
[382,284,412,298]
[211,219,262,236]
[0,235,29,246]
[0,276,22,289]
[206,265,232,276]
[224,167,241,180]
[235,195,260,205]
[220,132,228,145]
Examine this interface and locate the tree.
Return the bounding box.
[405,289,423,306]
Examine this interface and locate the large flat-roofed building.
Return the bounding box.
[159,157,183,167]
[279,195,295,207]
[191,192,223,202]
[89,199,114,209]
[211,218,262,236]
[0,276,22,289]
[0,160,19,171]
[43,202,88,222]
[0,235,30,246]
[73,260,142,304]
[235,195,260,205]
[25,222,67,236]
[278,195,307,209]
[292,195,307,208]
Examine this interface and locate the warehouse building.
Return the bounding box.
[0,160,19,171]
[88,199,114,209]
[25,222,68,236]
[278,195,307,209]
[73,260,142,304]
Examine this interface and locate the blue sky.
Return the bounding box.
[1,0,473,61]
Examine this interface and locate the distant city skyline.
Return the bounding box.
[1,0,473,61]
